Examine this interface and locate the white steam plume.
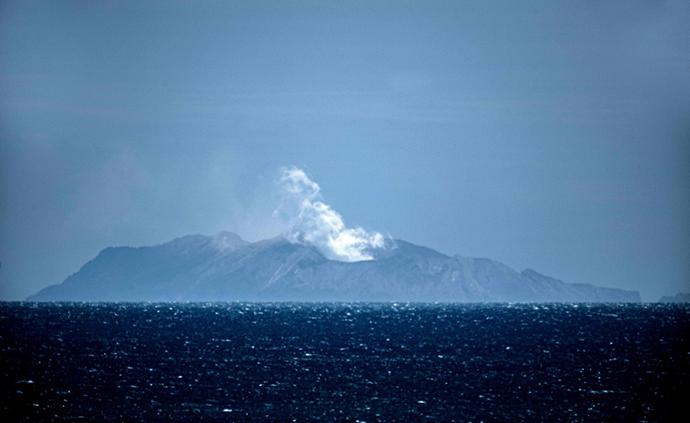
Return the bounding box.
[276,166,385,262]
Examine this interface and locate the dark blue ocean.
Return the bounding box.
[1,303,688,421]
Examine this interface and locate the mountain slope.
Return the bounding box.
[28,232,640,302]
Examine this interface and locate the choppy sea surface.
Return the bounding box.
[1,303,688,422]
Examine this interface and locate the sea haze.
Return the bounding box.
[1,302,688,421]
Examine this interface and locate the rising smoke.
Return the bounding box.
[276,166,385,262]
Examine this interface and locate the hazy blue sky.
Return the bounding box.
[1,1,688,300]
